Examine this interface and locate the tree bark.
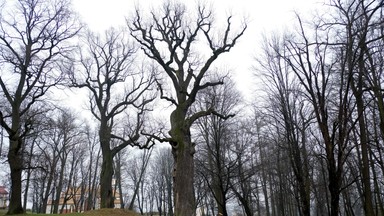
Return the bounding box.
[115,154,125,209]
[351,54,374,216]
[172,144,195,216]
[170,109,196,216]
[129,4,245,215]
[23,137,36,211]
[7,139,24,215]
[100,146,114,209]
[99,120,114,208]
[53,154,68,214]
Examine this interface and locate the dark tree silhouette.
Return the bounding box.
[129,2,246,215]
[0,0,80,214]
[70,28,155,208]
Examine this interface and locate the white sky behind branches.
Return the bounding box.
[72,0,324,101]
[0,0,325,200]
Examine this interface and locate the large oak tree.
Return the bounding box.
[71,28,155,208]
[129,2,246,215]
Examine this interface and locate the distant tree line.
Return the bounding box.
[1,0,384,216]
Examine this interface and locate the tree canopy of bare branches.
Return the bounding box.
[128,2,246,215]
[0,0,81,214]
[70,28,155,208]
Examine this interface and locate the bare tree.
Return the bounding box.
[228,117,259,216]
[126,148,153,211]
[70,28,155,208]
[24,108,83,214]
[336,1,384,215]
[275,13,355,216]
[129,2,246,214]
[150,147,174,216]
[113,148,126,209]
[50,108,84,214]
[83,124,101,211]
[0,0,80,214]
[256,34,313,216]
[194,76,241,216]
[20,105,52,212]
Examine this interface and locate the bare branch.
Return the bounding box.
[141,131,174,143]
[156,79,178,106]
[186,107,235,127]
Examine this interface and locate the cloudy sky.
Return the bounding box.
[72,0,323,100]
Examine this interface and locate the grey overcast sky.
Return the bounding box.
[72,0,322,100]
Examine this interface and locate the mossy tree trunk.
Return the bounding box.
[169,108,196,216]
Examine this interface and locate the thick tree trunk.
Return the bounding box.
[6,110,25,215]
[328,160,341,216]
[100,150,114,208]
[169,109,196,216]
[99,121,114,209]
[215,188,228,216]
[172,144,195,216]
[318,120,342,216]
[7,139,24,215]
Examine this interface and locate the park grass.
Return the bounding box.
[79,209,137,216]
[0,208,138,216]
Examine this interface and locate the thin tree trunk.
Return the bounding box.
[370,149,384,215]
[88,149,100,210]
[261,156,270,216]
[23,168,31,211]
[117,166,124,209]
[41,154,57,214]
[352,42,375,216]
[86,144,94,211]
[23,137,36,211]
[53,155,67,213]
[167,173,173,216]
[128,149,152,210]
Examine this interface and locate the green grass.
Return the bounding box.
[0,208,138,216]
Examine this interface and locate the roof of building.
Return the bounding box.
[0,186,8,195]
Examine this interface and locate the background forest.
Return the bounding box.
[0,0,384,216]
